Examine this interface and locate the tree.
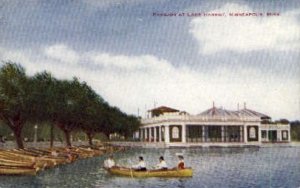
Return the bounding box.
[31,71,57,147]
[0,62,33,148]
[291,120,300,141]
[77,83,108,145]
[0,61,141,148]
[49,78,100,147]
[105,106,140,139]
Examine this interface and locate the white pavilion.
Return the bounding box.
[137,104,291,147]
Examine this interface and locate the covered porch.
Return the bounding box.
[138,124,252,144]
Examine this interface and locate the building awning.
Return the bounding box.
[148,106,180,117]
[148,106,180,113]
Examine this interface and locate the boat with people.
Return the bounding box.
[106,166,193,178]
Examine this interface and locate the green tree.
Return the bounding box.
[0,62,33,148]
[31,71,57,147]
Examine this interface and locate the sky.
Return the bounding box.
[0,0,299,120]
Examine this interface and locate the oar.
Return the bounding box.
[130,167,133,178]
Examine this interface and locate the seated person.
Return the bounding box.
[104,155,116,169]
[177,155,185,169]
[132,156,147,171]
[155,156,168,170]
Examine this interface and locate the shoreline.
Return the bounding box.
[109,141,300,148]
[1,141,300,150]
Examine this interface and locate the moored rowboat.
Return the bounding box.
[0,166,39,176]
[107,167,193,177]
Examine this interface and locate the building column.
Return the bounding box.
[221,126,225,142]
[202,126,205,142]
[159,126,162,142]
[139,129,142,141]
[154,127,157,143]
[266,130,269,142]
[244,125,248,143]
[277,130,282,142]
[288,126,291,142]
[240,126,243,142]
[145,128,148,142]
[150,127,152,142]
[258,125,262,143]
[165,125,170,143]
[181,124,186,143]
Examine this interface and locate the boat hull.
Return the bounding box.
[108,167,193,177]
[0,166,38,176]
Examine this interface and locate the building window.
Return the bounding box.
[282,130,288,141]
[247,126,259,142]
[172,127,179,139]
[170,125,181,142]
[249,127,256,139]
[268,130,277,142]
[187,125,203,142]
[224,126,241,142]
[261,130,267,138]
[207,126,222,142]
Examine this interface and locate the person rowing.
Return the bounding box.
[155,156,168,170]
[132,156,147,171]
[104,155,116,169]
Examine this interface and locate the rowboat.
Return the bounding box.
[107,167,193,177]
[0,158,35,168]
[0,166,39,176]
[0,151,58,168]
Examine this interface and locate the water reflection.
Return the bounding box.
[0,147,299,188]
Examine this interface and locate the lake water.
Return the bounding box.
[0,147,299,188]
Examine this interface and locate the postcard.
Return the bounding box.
[0,0,299,187]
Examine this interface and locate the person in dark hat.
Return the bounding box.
[155,156,168,170]
[132,156,147,171]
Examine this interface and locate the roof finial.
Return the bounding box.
[213,101,215,108]
[244,102,246,109]
[237,103,240,111]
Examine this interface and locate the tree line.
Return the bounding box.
[0,62,140,149]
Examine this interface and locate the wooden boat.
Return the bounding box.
[0,158,35,168]
[0,166,39,176]
[107,167,193,178]
[0,151,56,168]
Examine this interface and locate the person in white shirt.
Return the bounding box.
[155,156,168,170]
[132,156,147,171]
[104,155,116,169]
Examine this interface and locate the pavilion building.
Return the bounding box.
[137,105,291,147]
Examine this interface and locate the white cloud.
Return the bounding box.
[0,44,299,120]
[189,4,300,54]
[44,44,79,64]
[88,53,172,72]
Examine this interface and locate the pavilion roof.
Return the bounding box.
[198,107,240,118]
[237,108,270,119]
[198,107,270,120]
